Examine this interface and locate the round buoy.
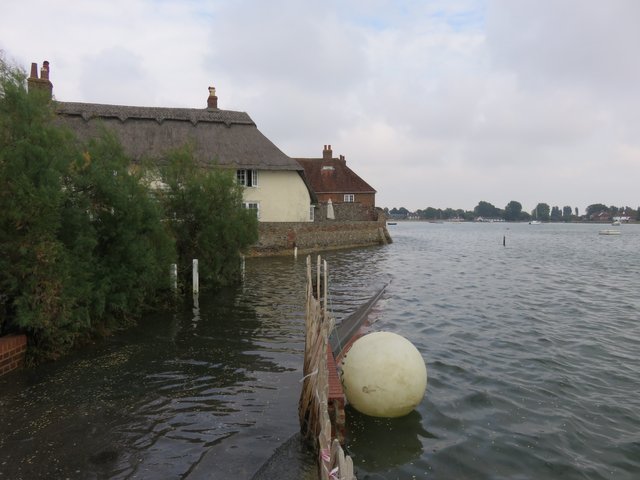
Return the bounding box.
[340,331,427,418]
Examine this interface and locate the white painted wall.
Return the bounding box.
[242,170,312,222]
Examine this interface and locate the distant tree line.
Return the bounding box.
[386,201,639,222]
[0,56,258,362]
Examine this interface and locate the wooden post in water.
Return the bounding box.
[316,255,321,299]
[323,260,328,315]
[170,263,178,292]
[192,259,199,294]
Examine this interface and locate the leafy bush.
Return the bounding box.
[156,147,258,289]
[0,58,175,360]
[0,58,80,355]
[62,131,175,329]
[1,55,257,361]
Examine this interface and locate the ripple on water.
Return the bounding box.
[2,224,640,479]
[345,223,640,480]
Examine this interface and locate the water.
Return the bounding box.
[2,222,640,479]
[0,258,313,479]
[345,222,640,479]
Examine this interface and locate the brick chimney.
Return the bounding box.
[322,144,332,160]
[207,86,218,109]
[27,61,53,99]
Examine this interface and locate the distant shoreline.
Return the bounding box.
[387,219,638,224]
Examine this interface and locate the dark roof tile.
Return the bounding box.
[296,157,376,194]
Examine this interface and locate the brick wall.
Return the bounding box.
[316,193,376,208]
[0,334,27,376]
[251,218,392,256]
[314,202,378,222]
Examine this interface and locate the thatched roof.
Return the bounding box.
[55,101,302,171]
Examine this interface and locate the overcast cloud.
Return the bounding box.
[2,0,638,213]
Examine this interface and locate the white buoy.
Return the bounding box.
[340,331,427,418]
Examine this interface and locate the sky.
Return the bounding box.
[2,0,639,213]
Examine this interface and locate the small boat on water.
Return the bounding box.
[387,222,397,226]
[612,220,621,226]
[599,229,621,235]
[529,220,542,225]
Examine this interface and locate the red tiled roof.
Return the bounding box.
[296,157,376,194]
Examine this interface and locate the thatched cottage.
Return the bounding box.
[28,61,315,223]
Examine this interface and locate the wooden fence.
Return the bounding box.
[299,256,356,480]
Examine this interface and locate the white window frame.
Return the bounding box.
[236,169,246,186]
[343,194,355,203]
[237,169,258,187]
[243,202,260,219]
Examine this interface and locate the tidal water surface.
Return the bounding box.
[1,222,639,479]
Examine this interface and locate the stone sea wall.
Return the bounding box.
[251,217,392,256]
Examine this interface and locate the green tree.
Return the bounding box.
[64,132,175,327]
[474,201,500,218]
[550,206,562,222]
[442,208,459,220]
[419,207,440,219]
[533,203,550,221]
[562,206,573,221]
[157,147,258,289]
[0,57,81,353]
[503,201,522,221]
[0,56,174,360]
[586,203,608,219]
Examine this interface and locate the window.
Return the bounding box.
[343,194,355,203]
[237,169,258,187]
[309,205,315,221]
[243,202,260,219]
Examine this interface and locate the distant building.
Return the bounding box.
[592,211,612,222]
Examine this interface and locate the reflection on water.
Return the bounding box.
[0,256,314,479]
[346,407,433,471]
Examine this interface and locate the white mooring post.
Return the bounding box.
[323,259,328,314]
[170,263,178,292]
[316,255,321,299]
[294,246,298,259]
[192,259,199,294]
